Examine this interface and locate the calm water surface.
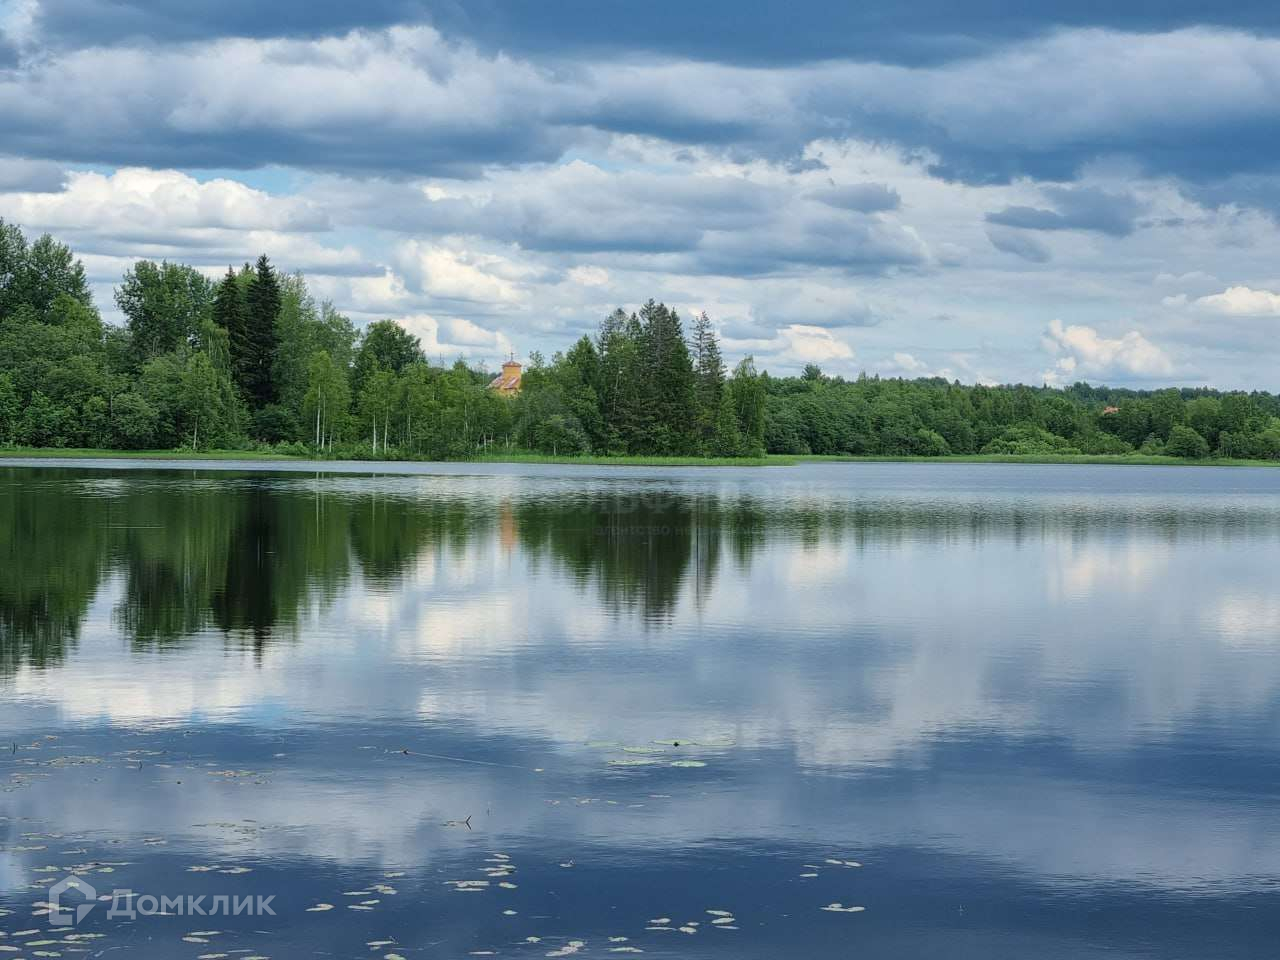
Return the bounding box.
[2,459,1279,958]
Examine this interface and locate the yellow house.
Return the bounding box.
[488,358,522,396]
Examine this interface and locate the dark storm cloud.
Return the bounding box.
[986,227,1052,263]
[812,183,902,214]
[30,0,424,46]
[0,157,66,193]
[315,164,927,277]
[986,187,1145,237]
[6,8,1280,189]
[31,0,1280,66]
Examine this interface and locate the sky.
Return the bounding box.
[3,1,1280,387]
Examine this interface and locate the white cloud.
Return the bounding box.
[0,0,37,49]
[1191,285,1280,317]
[567,265,610,287]
[0,167,328,237]
[891,351,927,372]
[395,313,514,363]
[1041,318,1176,384]
[394,241,526,306]
[775,324,855,366]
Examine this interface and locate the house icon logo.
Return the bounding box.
[49,875,97,927]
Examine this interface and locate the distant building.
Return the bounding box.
[489,358,522,396]
[1101,405,1120,415]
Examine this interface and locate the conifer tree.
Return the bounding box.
[711,388,744,456]
[212,267,251,397]
[245,254,282,408]
[597,308,640,453]
[637,300,698,455]
[690,311,725,448]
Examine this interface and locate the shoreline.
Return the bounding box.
[2,447,1280,469]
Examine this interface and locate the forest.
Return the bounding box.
[3,218,1280,462]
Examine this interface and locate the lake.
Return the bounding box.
[1,459,1279,958]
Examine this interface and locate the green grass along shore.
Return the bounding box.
[3,447,1280,468]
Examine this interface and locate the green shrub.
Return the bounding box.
[1165,424,1210,459]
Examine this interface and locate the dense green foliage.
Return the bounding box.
[2,218,1280,462]
[760,371,1280,460]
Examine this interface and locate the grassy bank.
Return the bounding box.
[0,447,304,461]
[3,447,1279,468]
[471,451,776,467]
[0,446,773,467]
[779,452,1280,467]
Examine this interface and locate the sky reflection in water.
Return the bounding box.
[1,461,1279,959]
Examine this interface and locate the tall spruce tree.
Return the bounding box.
[245,254,282,408]
[212,267,251,398]
[637,300,698,455]
[597,308,639,453]
[690,311,725,447]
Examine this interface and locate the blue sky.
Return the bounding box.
[3,1,1280,386]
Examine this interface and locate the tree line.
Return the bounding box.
[0,220,767,458]
[764,365,1280,460]
[2,218,1280,461]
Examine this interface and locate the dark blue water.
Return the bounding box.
[1,460,1279,958]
